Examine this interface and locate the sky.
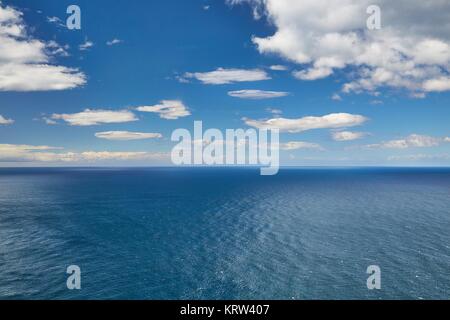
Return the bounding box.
[0,0,449,167]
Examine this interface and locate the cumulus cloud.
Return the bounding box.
[244,113,368,133]
[0,114,13,125]
[422,77,450,92]
[0,3,85,91]
[293,67,333,81]
[182,68,270,84]
[95,131,162,141]
[228,89,289,99]
[136,100,191,120]
[229,0,450,96]
[367,134,443,149]
[332,131,368,141]
[0,144,167,162]
[52,109,138,126]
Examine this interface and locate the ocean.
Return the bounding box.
[0,167,449,300]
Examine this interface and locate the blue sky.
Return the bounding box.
[0,0,449,166]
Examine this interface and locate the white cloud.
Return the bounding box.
[0,3,85,91]
[42,117,57,125]
[0,63,85,91]
[422,77,450,92]
[332,131,367,141]
[46,16,65,28]
[269,65,288,71]
[228,89,289,99]
[136,100,191,120]
[46,16,60,23]
[266,108,282,115]
[445,137,450,142]
[0,144,167,162]
[175,74,190,83]
[189,138,321,153]
[388,154,450,161]
[79,40,94,51]
[95,131,162,141]
[229,0,450,96]
[0,144,62,161]
[367,134,442,149]
[293,67,333,81]
[331,93,342,101]
[106,38,123,46]
[410,92,426,99]
[244,113,368,133]
[52,109,138,126]
[182,68,270,84]
[279,141,323,150]
[0,114,13,125]
[0,144,60,152]
[74,152,166,162]
[47,40,70,57]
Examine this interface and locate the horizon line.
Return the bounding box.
[1,165,450,169]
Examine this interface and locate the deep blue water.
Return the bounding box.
[0,167,449,300]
